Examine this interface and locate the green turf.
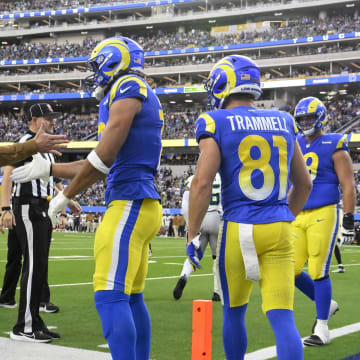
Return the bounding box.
[0,231,359,359]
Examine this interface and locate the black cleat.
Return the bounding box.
[39,302,59,313]
[173,276,187,300]
[303,334,329,347]
[10,330,52,343]
[212,292,221,301]
[42,327,61,340]
[0,299,17,309]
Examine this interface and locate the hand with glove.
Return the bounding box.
[339,212,354,246]
[186,233,203,271]
[48,191,71,227]
[11,153,51,184]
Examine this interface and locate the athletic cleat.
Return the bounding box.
[0,300,17,309]
[173,276,187,300]
[10,330,52,343]
[212,292,221,301]
[332,266,345,273]
[303,333,329,347]
[39,302,59,313]
[42,327,61,340]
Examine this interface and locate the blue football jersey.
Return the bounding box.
[97,74,163,204]
[297,133,349,210]
[195,106,297,224]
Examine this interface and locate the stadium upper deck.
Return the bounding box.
[0,0,360,147]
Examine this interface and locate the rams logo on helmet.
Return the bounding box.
[85,36,144,96]
[204,55,262,110]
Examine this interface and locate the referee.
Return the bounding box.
[1,103,63,342]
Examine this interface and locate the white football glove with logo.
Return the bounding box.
[48,191,70,227]
[11,153,51,184]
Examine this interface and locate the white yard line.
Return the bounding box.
[0,274,213,292]
[245,323,360,360]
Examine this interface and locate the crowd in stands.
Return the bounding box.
[0,0,147,13]
[0,0,296,15]
[2,93,360,142]
[1,14,359,63]
[0,112,98,142]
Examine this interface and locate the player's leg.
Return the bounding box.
[93,199,146,360]
[207,212,221,301]
[257,222,302,360]
[304,205,340,346]
[173,224,210,300]
[292,212,314,300]
[0,230,22,307]
[218,221,253,359]
[332,244,345,273]
[130,199,162,360]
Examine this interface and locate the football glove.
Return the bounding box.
[11,153,51,184]
[186,233,203,271]
[339,212,354,246]
[48,191,70,227]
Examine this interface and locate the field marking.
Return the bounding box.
[0,274,213,292]
[0,337,111,360]
[245,322,360,360]
[164,262,184,266]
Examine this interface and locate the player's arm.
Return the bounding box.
[188,137,220,241]
[63,97,142,198]
[51,160,87,179]
[333,150,355,214]
[0,165,16,229]
[288,141,313,217]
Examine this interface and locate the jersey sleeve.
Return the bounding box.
[195,112,219,144]
[109,75,148,107]
[334,134,350,153]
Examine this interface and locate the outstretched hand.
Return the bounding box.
[34,124,69,156]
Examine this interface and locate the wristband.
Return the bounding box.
[87,150,110,175]
[1,206,11,211]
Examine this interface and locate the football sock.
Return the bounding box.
[213,257,219,294]
[314,277,332,320]
[334,245,342,265]
[130,293,151,360]
[222,304,248,360]
[180,258,193,279]
[94,290,136,360]
[267,309,303,360]
[295,271,315,301]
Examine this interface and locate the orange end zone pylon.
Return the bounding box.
[192,300,213,360]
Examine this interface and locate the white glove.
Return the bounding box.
[48,191,70,226]
[11,153,51,183]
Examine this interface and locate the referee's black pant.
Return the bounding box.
[12,199,52,333]
[0,228,51,305]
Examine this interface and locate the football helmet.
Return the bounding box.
[204,55,262,110]
[85,36,144,98]
[294,97,327,136]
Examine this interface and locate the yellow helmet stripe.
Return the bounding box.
[307,98,321,114]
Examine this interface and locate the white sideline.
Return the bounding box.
[0,337,111,360]
[245,322,360,360]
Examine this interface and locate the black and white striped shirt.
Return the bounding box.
[12,131,59,199]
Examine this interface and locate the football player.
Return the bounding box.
[292,97,355,346]
[12,37,164,360]
[187,55,312,359]
[173,173,221,301]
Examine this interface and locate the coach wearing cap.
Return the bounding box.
[0,103,79,343]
